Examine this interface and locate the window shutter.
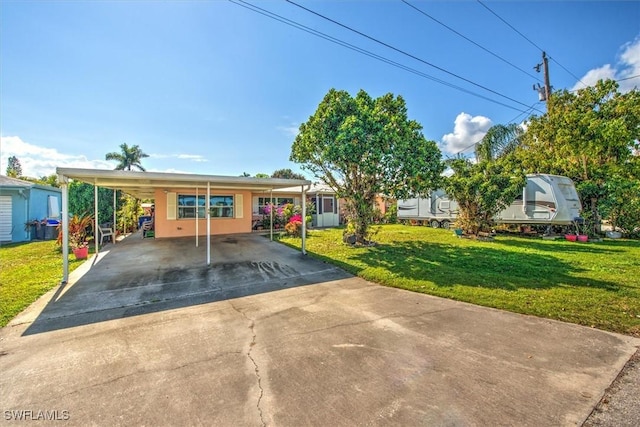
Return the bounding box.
[167,192,177,220]
[235,194,243,219]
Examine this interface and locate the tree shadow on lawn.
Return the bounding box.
[332,240,620,292]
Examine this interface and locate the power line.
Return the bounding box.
[401,0,542,82]
[615,74,640,83]
[476,0,587,88]
[475,0,544,52]
[229,0,540,114]
[284,0,540,112]
[568,74,640,92]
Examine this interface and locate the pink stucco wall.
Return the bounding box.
[153,188,253,238]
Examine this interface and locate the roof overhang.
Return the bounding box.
[56,168,312,199]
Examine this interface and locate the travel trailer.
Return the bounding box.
[397,174,582,228]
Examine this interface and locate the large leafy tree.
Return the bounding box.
[444,157,526,235]
[517,79,640,233]
[105,143,149,171]
[291,89,443,243]
[271,168,306,180]
[6,156,22,178]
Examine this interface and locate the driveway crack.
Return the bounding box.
[230,302,266,427]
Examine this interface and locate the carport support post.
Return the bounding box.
[61,177,69,283]
[302,185,307,255]
[195,186,199,247]
[94,181,99,255]
[112,190,116,243]
[270,190,273,241]
[206,182,211,265]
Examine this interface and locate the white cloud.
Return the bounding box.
[277,124,300,138]
[572,36,640,92]
[0,136,112,178]
[177,154,208,162]
[441,112,492,154]
[150,153,208,162]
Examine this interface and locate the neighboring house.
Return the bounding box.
[0,175,62,243]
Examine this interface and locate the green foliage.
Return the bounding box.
[271,168,306,180]
[38,174,59,187]
[6,155,22,177]
[290,89,443,244]
[475,123,524,162]
[444,157,526,235]
[254,173,270,178]
[117,195,143,233]
[68,181,121,225]
[599,173,640,236]
[279,225,640,336]
[383,203,398,224]
[105,143,149,171]
[17,174,60,188]
[517,79,640,233]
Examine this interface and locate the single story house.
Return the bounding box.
[0,175,62,243]
[56,167,312,282]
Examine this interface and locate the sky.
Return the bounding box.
[1,0,639,180]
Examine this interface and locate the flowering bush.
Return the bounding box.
[284,220,302,236]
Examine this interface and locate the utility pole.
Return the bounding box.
[542,51,551,108]
[533,51,552,111]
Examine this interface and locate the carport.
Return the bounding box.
[56,167,311,283]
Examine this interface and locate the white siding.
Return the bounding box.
[0,196,12,241]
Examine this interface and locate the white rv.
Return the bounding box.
[397,174,582,228]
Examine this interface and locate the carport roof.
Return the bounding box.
[56,167,311,199]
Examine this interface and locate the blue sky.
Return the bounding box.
[1,0,639,179]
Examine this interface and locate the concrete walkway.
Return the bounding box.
[1,234,638,426]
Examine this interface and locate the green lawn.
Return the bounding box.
[279,225,640,336]
[0,241,86,327]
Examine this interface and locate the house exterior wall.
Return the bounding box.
[154,188,254,238]
[0,179,62,242]
[29,187,62,221]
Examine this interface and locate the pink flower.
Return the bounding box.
[289,214,303,223]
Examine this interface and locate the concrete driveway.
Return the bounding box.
[1,233,638,426]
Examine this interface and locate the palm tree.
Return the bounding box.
[105,143,149,171]
[475,124,524,163]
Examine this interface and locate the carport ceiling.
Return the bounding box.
[56,168,311,199]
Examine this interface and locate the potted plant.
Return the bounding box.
[56,213,94,260]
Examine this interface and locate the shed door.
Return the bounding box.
[0,196,12,241]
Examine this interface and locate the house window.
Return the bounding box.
[317,195,336,214]
[257,197,294,214]
[177,195,234,219]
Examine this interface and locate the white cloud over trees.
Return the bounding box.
[441,112,492,155]
[0,136,112,178]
